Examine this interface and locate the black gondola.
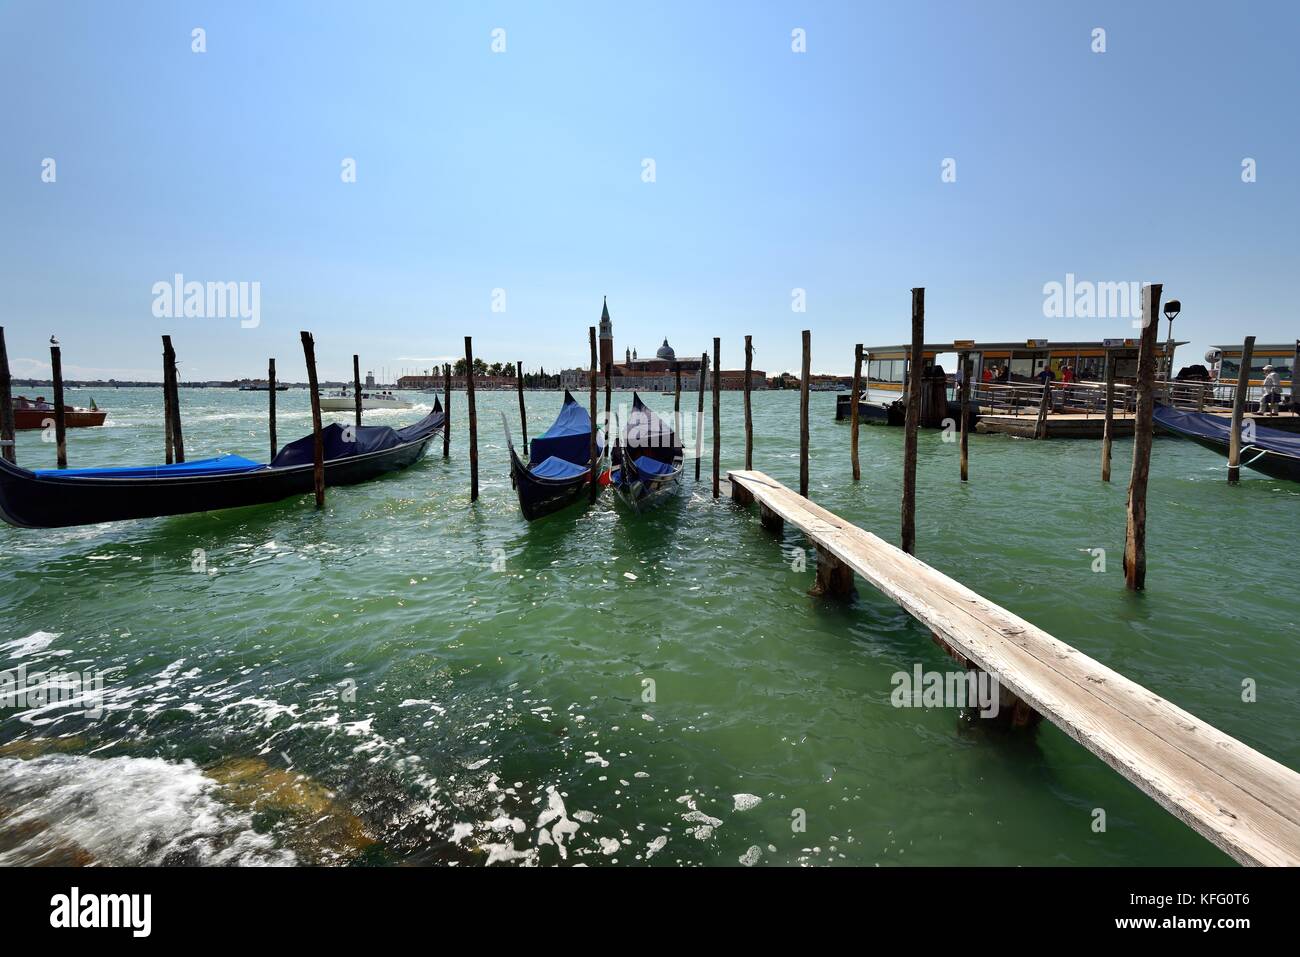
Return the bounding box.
[1153,405,1300,483]
[503,391,602,521]
[0,400,445,529]
[608,392,683,511]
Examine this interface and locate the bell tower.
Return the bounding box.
[598,296,614,376]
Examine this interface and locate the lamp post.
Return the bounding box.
[1161,299,1181,383]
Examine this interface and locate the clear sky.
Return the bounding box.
[1,1,1296,381]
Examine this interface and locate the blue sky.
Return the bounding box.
[1,1,1296,381]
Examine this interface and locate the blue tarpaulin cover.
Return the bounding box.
[1154,405,1300,456]
[35,454,266,479]
[271,406,444,468]
[528,391,601,468]
[530,455,589,480]
[631,455,677,477]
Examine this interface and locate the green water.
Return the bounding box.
[1,387,1296,866]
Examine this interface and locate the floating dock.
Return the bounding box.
[728,469,1300,866]
[976,412,1135,439]
[976,409,1300,439]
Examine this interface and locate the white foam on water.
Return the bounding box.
[1,631,61,659]
[0,755,294,866]
[733,793,762,812]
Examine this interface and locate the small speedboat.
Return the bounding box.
[12,396,107,430]
[319,389,412,411]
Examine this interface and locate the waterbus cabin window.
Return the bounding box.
[1076,356,1103,381]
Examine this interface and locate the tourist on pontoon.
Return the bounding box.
[1260,365,1281,415]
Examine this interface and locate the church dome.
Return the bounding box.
[656,338,676,361]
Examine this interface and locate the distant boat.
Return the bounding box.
[11,396,107,430]
[607,392,683,511]
[503,391,602,521]
[0,401,444,529]
[239,382,289,392]
[319,389,412,411]
[1153,405,1300,483]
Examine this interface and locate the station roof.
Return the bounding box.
[1213,342,1297,353]
[862,339,1189,354]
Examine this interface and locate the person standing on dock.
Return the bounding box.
[1260,365,1281,415]
[1036,365,1055,386]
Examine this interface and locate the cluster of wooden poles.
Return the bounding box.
[0,296,1263,588]
[836,283,1207,591]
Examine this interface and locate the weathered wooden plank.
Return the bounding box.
[728,468,1300,867]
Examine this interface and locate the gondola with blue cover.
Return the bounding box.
[1153,405,1300,483]
[608,392,683,511]
[0,400,445,528]
[503,391,603,520]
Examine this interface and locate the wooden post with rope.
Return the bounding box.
[902,290,923,554]
[466,337,479,502]
[851,343,862,481]
[268,357,278,459]
[1227,336,1255,485]
[299,331,326,508]
[1123,283,1162,590]
[799,330,810,497]
[588,327,599,502]
[0,327,16,464]
[743,335,753,471]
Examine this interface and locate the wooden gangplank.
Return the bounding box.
[728,469,1300,866]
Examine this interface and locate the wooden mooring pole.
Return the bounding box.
[299,331,326,508]
[268,357,278,459]
[49,344,67,468]
[0,326,15,464]
[799,330,810,497]
[673,362,682,440]
[1123,283,1161,590]
[587,327,599,502]
[442,363,451,458]
[902,289,923,555]
[602,347,612,456]
[162,335,184,464]
[695,352,707,482]
[163,373,174,466]
[743,335,753,471]
[352,355,363,428]
[517,360,529,453]
[1227,335,1255,484]
[466,336,479,502]
[959,351,970,482]
[850,343,862,481]
[1101,352,1115,482]
[1034,381,1051,440]
[712,337,721,497]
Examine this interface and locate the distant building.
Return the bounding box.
[565,300,765,391]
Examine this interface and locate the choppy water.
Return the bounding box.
[1,386,1296,866]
